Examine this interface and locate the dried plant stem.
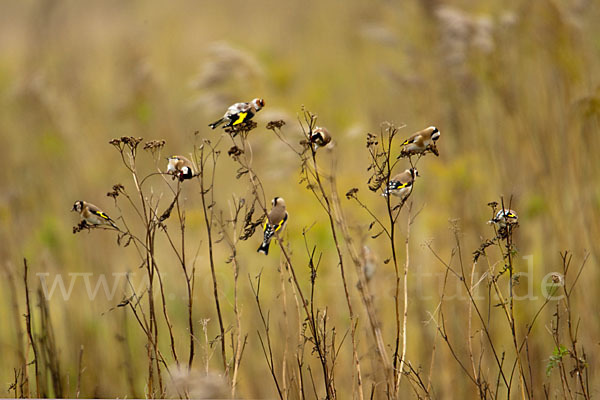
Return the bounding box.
[251,273,284,400]
[559,251,590,399]
[230,254,244,398]
[395,203,413,392]
[160,185,195,370]
[23,259,40,398]
[503,227,528,400]
[301,117,364,399]
[3,262,29,398]
[336,193,392,389]
[114,140,169,397]
[384,142,402,396]
[234,126,337,398]
[133,166,162,396]
[37,287,63,397]
[278,258,291,399]
[215,193,249,396]
[201,319,211,376]
[454,231,510,391]
[429,238,509,393]
[154,264,179,366]
[467,259,479,391]
[198,144,227,372]
[174,188,196,370]
[76,345,84,398]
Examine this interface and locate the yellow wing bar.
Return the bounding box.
[232,112,248,126]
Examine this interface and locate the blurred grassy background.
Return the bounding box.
[1,0,599,398]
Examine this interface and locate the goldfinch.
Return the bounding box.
[209,98,265,129]
[72,200,119,229]
[257,197,288,255]
[382,168,419,199]
[399,126,440,156]
[488,209,518,227]
[310,126,332,150]
[166,155,195,181]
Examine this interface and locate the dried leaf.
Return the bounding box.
[371,230,384,239]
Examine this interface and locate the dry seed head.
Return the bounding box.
[73,220,89,234]
[143,139,166,152]
[366,133,378,147]
[107,183,125,199]
[227,145,244,158]
[266,119,286,130]
[224,120,257,136]
[345,187,359,199]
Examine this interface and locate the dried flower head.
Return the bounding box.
[366,133,378,147]
[345,188,359,200]
[224,120,257,137]
[239,204,265,241]
[109,136,143,152]
[266,120,286,130]
[158,198,177,223]
[122,136,143,147]
[73,220,90,234]
[473,238,496,262]
[143,139,166,152]
[107,183,125,199]
[227,146,244,159]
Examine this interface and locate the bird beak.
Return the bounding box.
[71,205,76,212]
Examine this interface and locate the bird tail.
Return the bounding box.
[209,118,225,129]
[108,219,119,230]
[257,241,270,255]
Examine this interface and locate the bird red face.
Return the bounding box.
[252,98,265,110]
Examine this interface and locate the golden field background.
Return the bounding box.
[0,0,599,398]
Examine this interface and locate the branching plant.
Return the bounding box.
[12,112,593,400]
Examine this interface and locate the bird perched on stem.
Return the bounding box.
[382,168,419,200]
[488,208,518,228]
[398,126,440,157]
[257,197,288,255]
[209,98,265,129]
[72,200,119,229]
[310,126,332,151]
[166,155,195,181]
